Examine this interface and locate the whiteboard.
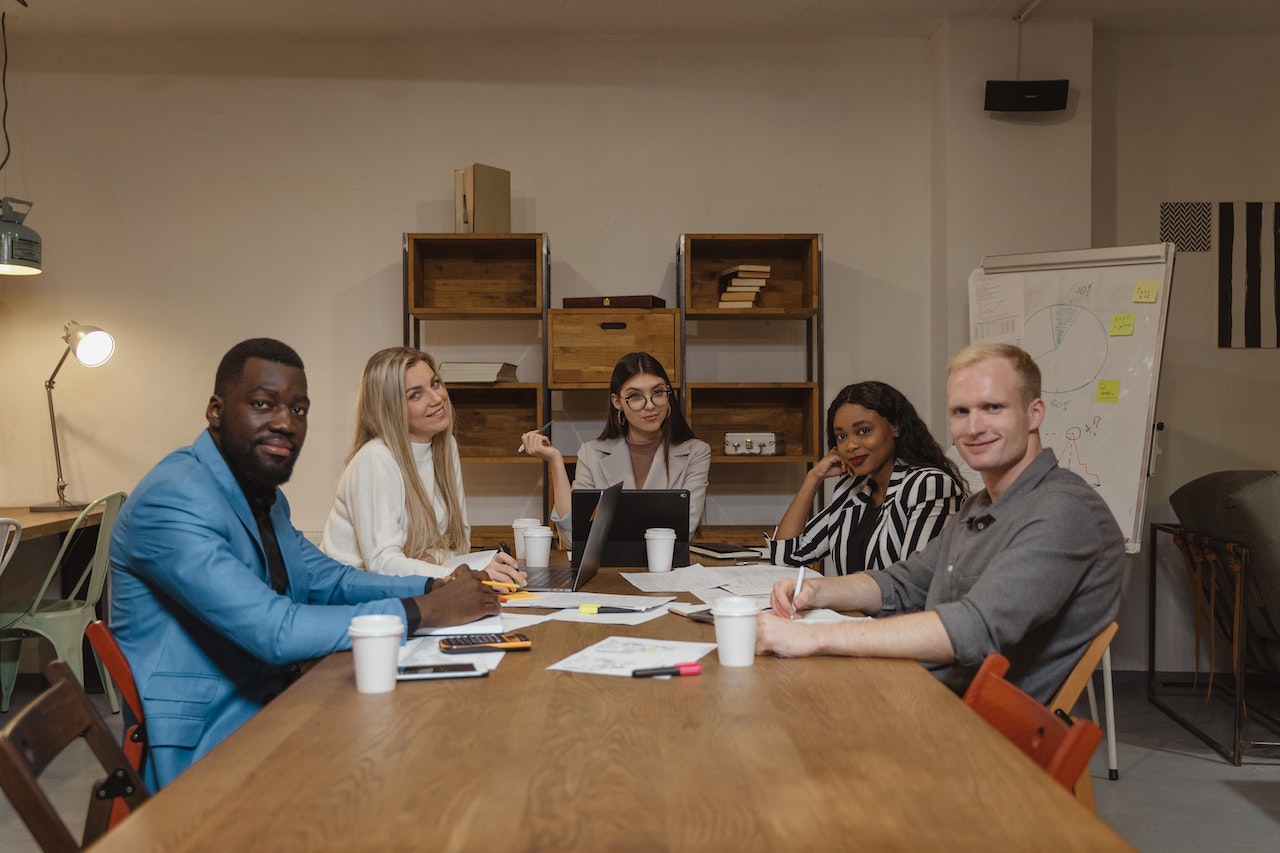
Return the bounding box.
[968,243,1176,553]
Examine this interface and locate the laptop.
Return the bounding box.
[523,481,622,592]
[570,488,690,569]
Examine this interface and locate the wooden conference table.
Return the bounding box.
[90,568,1132,852]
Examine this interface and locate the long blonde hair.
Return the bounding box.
[348,347,467,561]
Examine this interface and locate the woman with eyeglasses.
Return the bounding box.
[520,351,710,542]
[770,380,966,576]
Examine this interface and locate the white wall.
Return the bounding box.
[1094,33,1280,671]
[0,34,937,530]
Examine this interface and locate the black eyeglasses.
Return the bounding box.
[621,387,672,411]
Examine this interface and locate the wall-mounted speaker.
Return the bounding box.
[984,79,1069,112]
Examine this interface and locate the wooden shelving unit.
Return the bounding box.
[404,233,550,545]
[679,233,824,537]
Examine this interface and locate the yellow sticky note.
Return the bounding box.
[1133,280,1159,303]
[1096,380,1120,404]
[499,591,541,602]
[1110,313,1135,336]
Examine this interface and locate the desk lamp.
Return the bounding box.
[31,322,115,512]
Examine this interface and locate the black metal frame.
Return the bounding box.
[1147,521,1280,765]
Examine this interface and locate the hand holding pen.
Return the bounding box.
[517,421,554,454]
[481,541,526,586]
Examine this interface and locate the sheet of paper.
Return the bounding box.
[446,550,496,572]
[398,636,505,670]
[690,588,770,610]
[795,608,871,624]
[622,564,820,593]
[496,611,557,631]
[498,592,675,610]
[548,636,717,677]
[549,606,671,626]
[413,614,504,636]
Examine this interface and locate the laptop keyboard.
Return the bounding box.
[523,567,576,591]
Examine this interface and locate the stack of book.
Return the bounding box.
[437,362,518,383]
[717,264,770,308]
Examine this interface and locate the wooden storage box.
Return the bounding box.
[547,309,680,387]
[448,385,543,458]
[406,234,545,316]
[687,383,818,461]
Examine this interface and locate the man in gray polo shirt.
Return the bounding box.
[757,343,1124,702]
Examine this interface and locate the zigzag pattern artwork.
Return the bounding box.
[1159,201,1211,252]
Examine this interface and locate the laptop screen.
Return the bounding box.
[570,488,690,568]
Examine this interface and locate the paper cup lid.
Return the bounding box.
[645,527,677,539]
[348,614,404,636]
[710,596,759,616]
[523,526,553,538]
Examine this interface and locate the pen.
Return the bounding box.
[516,421,553,454]
[791,565,805,618]
[632,662,701,678]
[481,573,517,589]
[577,604,636,614]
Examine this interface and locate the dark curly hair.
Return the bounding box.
[826,380,966,496]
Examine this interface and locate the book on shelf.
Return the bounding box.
[719,278,768,291]
[717,299,758,309]
[438,362,518,383]
[719,264,771,279]
[562,295,667,308]
[718,290,757,302]
[690,542,764,560]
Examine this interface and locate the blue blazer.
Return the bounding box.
[110,431,429,790]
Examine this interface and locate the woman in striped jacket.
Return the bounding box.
[770,381,965,575]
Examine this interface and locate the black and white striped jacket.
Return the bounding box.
[771,461,962,575]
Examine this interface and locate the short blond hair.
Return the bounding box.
[948,344,1042,408]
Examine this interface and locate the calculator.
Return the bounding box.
[438,632,532,653]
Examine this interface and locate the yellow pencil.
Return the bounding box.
[481,573,519,589]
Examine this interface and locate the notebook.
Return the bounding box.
[571,488,691,568]
[524,481,622,592]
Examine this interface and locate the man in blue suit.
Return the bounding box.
[110,338,498,790]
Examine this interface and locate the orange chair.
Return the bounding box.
[963,653,1104,792]
[0,659,149,851]
[84,620,145,828]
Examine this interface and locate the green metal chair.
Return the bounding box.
[0,492,125,713]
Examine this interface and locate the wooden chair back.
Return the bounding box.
[0,659,149,852]
[1049,621,1118,713]
[963,653,1104,792]
[85,620,146,828]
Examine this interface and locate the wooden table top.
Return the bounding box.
[90,569,1133,852]
[0,505,103,540]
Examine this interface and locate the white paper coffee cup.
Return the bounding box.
[511,517,541,560]
[710,596,758,667]
[348,614,404,693]
[522,525,553,568]
[644,527,677,573]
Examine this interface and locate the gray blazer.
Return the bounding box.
[552,435,711,540]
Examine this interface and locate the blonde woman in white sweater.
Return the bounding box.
[322,347,524,583]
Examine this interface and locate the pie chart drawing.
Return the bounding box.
[1021,304,1108,395]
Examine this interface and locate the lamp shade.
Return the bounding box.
[0,197,41,275]
[64,322,114,367]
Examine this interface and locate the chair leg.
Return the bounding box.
[1085,677,1100,725]
[1073,766,1097,812]
[0,638,20,712]
[1102,646,1118,780]
[90,646,121,715]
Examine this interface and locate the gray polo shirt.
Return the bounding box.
[870,448,1124,702]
